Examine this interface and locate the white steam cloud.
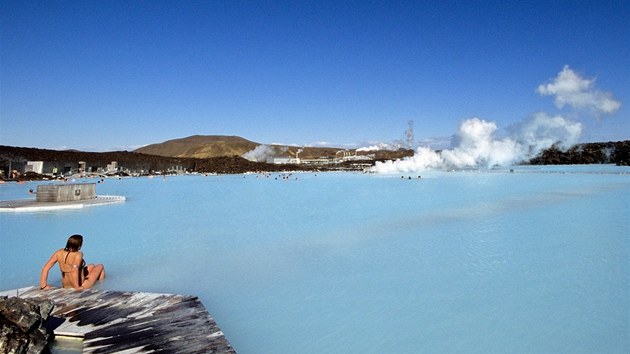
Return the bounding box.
[537,65,621,116]
[371,66,614,174]
[511,112,582,151]
[373,115,582,173]
[243,144,278,162]
[440,118,521,168]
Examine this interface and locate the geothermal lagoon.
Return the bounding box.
[1,165,629,353]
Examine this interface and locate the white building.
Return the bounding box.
[272,157,300,164]
[106,161,118,173]
[25,161,44,174]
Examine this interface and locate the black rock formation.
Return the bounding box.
[528,140,630,166]
[0,296,54,354]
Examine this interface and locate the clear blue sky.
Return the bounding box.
[1,0,628,151]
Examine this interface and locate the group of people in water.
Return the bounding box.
[40,234,105,290]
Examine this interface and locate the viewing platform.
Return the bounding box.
[0,183,125,212]
[0,195,125,212]
[0,287,235,353]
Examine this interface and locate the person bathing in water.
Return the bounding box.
[40,234,105,290]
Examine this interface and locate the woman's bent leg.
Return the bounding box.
[83,264,105,289]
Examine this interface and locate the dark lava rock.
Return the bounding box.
[0,296,54,354]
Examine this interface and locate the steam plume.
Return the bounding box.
[372,114,582,173]
[243,145,277,162]
[370,66,614,174]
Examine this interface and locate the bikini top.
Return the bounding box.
[61,251,86,274]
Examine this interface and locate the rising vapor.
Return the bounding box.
[243,144,282,162]
[372,66,615,173]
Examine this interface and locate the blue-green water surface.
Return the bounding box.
[1,165,628,353]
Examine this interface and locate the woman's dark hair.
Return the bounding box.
[64,234,83,252]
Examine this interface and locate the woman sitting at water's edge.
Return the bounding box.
[39,234,105,290]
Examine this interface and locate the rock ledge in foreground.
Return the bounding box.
[0,296,54,354]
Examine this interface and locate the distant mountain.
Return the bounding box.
[134,135,259,158]
[134,135,347,160]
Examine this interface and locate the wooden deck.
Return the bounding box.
[2,287,235,353]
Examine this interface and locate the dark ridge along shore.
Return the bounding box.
[527,140,629,166]
[1,140,628,180]
[0,144,413,178]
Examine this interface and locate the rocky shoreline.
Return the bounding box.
[0,296,54,354]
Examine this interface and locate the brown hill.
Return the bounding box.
[134,135,346,159]
[135,135,259,158]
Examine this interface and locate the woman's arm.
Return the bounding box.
[39,252,58,289]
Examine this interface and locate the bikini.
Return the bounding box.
[61,251,88,285]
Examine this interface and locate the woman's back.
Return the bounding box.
[55,249,84,287]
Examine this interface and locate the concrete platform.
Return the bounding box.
[0,195,125,212]
[1,287,235,353]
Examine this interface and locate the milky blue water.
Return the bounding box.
[1,165,629,353]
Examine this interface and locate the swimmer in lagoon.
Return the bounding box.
[39,234,105,290]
